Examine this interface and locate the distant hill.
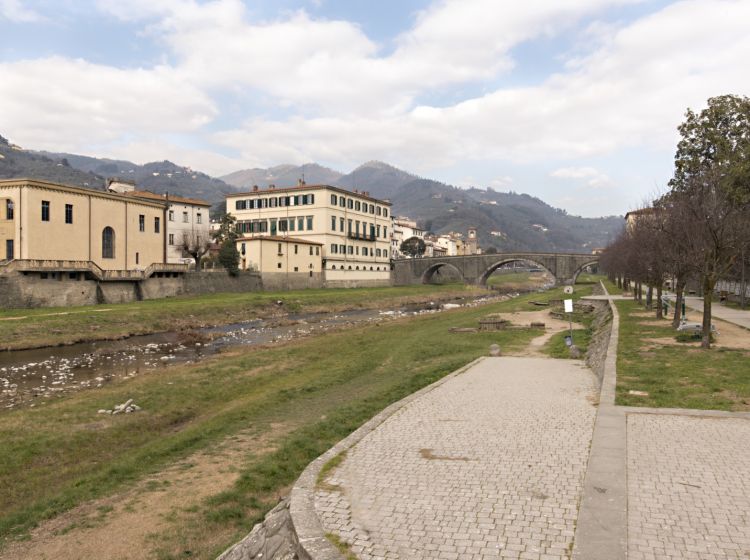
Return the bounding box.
[0,135,106,188]
[0,133,622,251]
[221,163,342,190]
[41,152,235,207]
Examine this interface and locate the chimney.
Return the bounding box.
[363,191,369,197]
[354,189,359,194]
[269,184,275,190]
[253,185,259,192]
[298,178,306,186]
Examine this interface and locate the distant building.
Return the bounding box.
[227,183,391,286]
[624,208,655,231]
[391,217,424,259]
[0,178,169,272]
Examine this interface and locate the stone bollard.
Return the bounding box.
[489,344,501,357]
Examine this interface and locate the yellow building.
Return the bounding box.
[227,183,392,286]
[0,178,168,271]
[237,235,322,290]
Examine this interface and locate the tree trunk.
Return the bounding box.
[656,284,663,319]
[646,285,653,309]
[702,275,716,349]
[638,282,643,304]
[672,280,685,329]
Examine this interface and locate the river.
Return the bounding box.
[0,294,509,411]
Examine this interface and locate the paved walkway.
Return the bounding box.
[306,290,750,560]
[315,357,598,560]
[681,296,750,329]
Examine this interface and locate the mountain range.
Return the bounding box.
[0,133,623,252]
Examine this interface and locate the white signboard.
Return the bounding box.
[564,299,574,313]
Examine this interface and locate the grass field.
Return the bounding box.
[615,299,750,410]
[0,284,485,351]
[0,285,587,557]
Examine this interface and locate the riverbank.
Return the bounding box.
[0,283,595,559]
[0,284,487,351]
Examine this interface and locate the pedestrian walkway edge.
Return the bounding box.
[289,357,486,560]
[572,282,628,560]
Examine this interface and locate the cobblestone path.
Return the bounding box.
[627,414,750,560]
[315,357,598,560]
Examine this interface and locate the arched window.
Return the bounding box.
[102,227,115,259]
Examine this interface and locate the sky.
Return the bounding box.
[1,0,749,217]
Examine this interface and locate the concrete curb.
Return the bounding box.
[573,281,627,560]
[289,357,486,560]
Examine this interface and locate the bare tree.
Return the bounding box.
[180,231,211,268]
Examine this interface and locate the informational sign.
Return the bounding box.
[564,299,574,313]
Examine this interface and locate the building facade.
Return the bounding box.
[227,184,392,286]
[107,180,212,265]
[0,178,167,270]
[236,235,322,290]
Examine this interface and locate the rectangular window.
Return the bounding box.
[309,194,315,204]
[279,219,288,232]
[340,244,345,254]
[376,224,381,237]
[197,213,202,224]
[370,204,375,214]
[235,200,245,210]
[355,201,361,211]
[363,247,368,256]
[309,246,313,255]
[169,210,174,221]
[5,199,13,220]
[376,206,382,216]
[154,217,160,233]
[355,221,360,235]
[347,219,352,234]
[331,244,337,254]
[340,197,346,208]
[294,244,298,255]
[289,218,295,231]
[169,233,175,245]
[5,239,13,260]
[306,216,313,230]
[139,214,145,232]
[64,203,73,224]
[384,249,388,258]
[183,211,189,223]
[347,199,353,209]
[340,217,344,231]
[384,209,388,217]
[316,247,319,256]
[331,216,336,231]
[348,245,353,255]
[136,252,140,265]
[41,200,50,222]
[370,224,375,239]
[383,226,387,238]
[298,217,304,231]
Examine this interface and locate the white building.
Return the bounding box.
[391,217,424,259]
[227,183,392,286]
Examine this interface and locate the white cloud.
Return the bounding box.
[551,167,613,188]
[0,0,44,22]
[0,57,216,152]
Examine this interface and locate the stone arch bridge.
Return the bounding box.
[392,252,599,286]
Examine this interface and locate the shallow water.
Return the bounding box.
[0,295,505,411]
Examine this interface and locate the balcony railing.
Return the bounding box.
[347,232,378,242]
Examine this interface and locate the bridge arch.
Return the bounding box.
[478,258,555,287]
[422,262,465,284]
[570,260,600,284]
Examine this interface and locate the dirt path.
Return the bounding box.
[488,310,583,357]
[0,424,291,560]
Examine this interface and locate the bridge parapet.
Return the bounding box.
[391,253,598,286]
